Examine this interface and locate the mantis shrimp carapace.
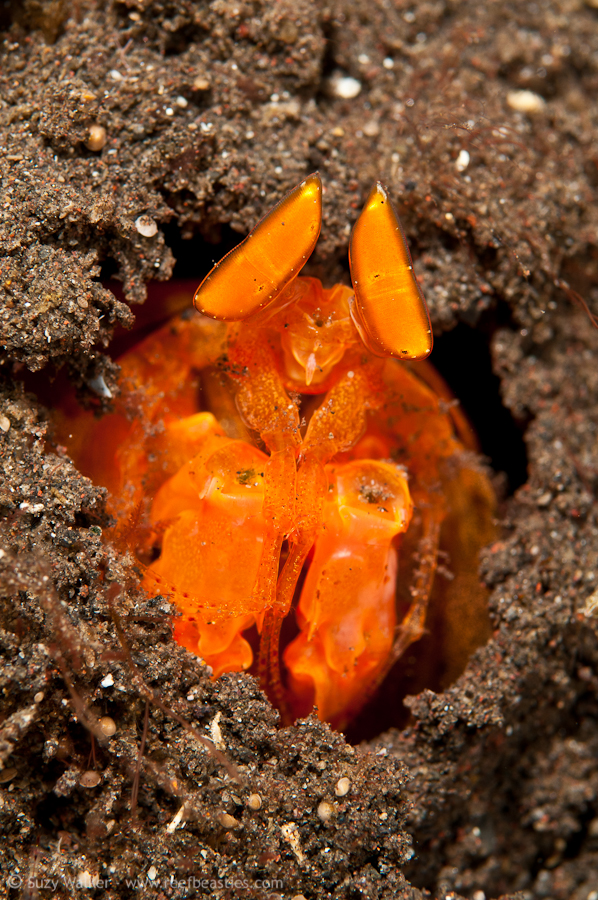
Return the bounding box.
[58,174,496,730]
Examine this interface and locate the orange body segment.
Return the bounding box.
[144,424,273,676]
[194,173,322,320]
[284,459,413,728]
[349,183,433,360]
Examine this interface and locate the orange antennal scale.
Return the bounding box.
[348,182,433,361]
[194,173,322,321]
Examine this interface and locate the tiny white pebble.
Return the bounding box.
[218,812,240,829]
[135,215,158,238]
[507,89,545,113]
[363,120,380,137]
[109,70,122,81]
[333,75,362,99]
[175,95,188,108]
[100,673,114,688]
[335,777,351,797]
[99,716,117,737]
[79,770,101,788]
[455,149,470,172]
[147,866,157,881]
[34,692,44,703]
[0,415,10,432]
[77,872,99,888]
[357,53,370,64]
[317,800,334,822]
[85,124,107,151]
[383,57,394,69]
[165,107,174,116]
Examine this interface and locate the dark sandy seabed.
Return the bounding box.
[1,0,598,898]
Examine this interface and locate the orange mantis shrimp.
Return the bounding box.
[57,174,496,730]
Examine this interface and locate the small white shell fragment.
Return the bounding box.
[77,872,100,888]
[218,812,240,829]
[281,822,305,862]
[175,95,188,108]
[209,711,225,749]
[19,502,44,513]
[455,149,470,172]
[331,74,362,99]
[100,673,114,688]
[584,588,598,618]
[0,415,10,432]
[335,776,351,797]
[166,804,186,833]
[247,793,262,810]
[147,866,157,881]
[87,374,112,399]
[506,89,546,113]
[135,215,158,237]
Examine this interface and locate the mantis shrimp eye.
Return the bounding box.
[348,182,433,360]
[193,172,322,320]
